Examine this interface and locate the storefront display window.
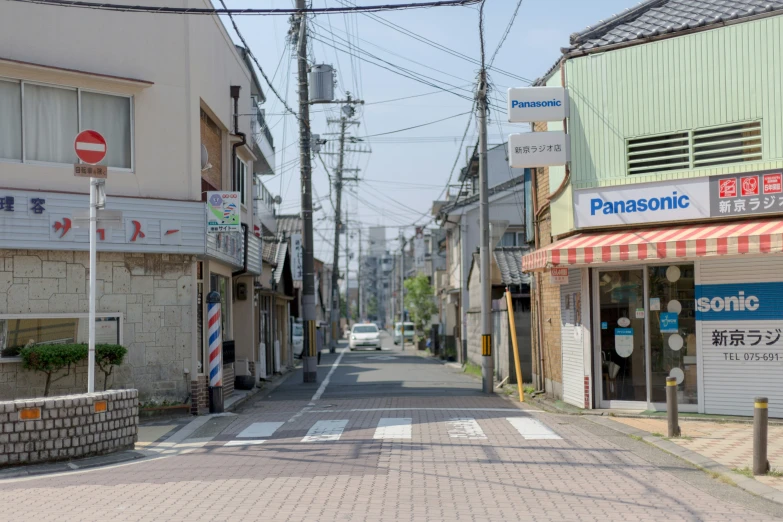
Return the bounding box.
[648,264,697,404]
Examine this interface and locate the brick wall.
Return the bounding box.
[0,250,194,402]
[190,375,208,415]
[0,389,138,466]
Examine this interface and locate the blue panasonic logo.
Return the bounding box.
[695,282,783,321]
[511,99,562,108]
[589,191,690,216]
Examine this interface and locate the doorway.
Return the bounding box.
[595,269,647,408]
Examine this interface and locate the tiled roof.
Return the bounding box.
[276,214,302,237]
[273,241,288,284]
[570,0,783,51]
[493,247,530,286]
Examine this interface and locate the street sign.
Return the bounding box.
[74,130,107,165]
[508,131,570,168]
[71,209,123,229]
[74,165,107,179]
[291,233,303,281]
[507,87,568,123]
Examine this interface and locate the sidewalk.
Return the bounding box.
[612,417,783,492]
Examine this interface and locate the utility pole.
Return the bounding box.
[399,230,405,351]
[358,227,363,321]
[295,0,317,383]
[345,208,350,326]
[478,5,493,393]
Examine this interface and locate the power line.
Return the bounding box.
[13,0,483,15]
[488,0,523,67]
[364,111,471,138]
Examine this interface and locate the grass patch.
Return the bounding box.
[676,434,693,441]
[523,384,535,394]
[629,434,643,442]
[651,432,664,438]
[768,468,783,477]
[733,467,754,478]
[463,362,482,379]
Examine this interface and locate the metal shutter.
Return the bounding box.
[561,270,584,408]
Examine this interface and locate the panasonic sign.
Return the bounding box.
[574,177,710,228]
[695,283,783,321]
[508,87,568,123]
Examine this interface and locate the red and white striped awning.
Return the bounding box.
[522,218,783,272]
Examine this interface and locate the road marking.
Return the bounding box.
[304,407,536,413]
[446,418,487,440]
[237,422,284,438]
[301,420,348,442]
[311,348,348,402]
[374,418,412,439]
[366,356,398,360]
[506,417,562,440]
[224,440,266,447]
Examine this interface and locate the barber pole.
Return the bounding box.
[206,291,224,413]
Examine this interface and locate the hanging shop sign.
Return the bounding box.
[291,233,303,281]
[206,192,241,233]
[507,87,568,123]
[508,131,570,169]
[414,227,425,269]
[574,177,710,228]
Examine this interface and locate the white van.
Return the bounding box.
[393,322,415,345]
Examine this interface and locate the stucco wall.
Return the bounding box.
[0,250,193,401]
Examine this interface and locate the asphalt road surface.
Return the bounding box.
[1,331,782,521]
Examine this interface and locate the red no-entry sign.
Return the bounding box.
[74,130,107,165]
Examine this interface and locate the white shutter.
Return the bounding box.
[561,270,584,408]
[699,256,783,417]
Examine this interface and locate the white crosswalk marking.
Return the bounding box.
[506,417,562,440]
[374,418,412,439]
[224,440,266,447]
[237,422,284,438]
[446,418,487,440]
[301,420,348,442]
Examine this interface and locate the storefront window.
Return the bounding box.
[648,264,697,404]
[0,315,121,358]
[210,273,232,341]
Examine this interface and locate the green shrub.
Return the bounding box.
[20,344,88,397]
[96,344,128,391]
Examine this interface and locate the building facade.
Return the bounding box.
[523,0,783,417]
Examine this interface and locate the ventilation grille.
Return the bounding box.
[627,122,762,175]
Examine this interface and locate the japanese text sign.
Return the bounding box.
[509,131,570,169]
[206,192,241,233]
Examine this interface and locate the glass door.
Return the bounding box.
[596,269,647,407]
[647,264,698,412]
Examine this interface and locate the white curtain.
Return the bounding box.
[23,83,78,164]
[0,80,22,160]
[81,91,131,169]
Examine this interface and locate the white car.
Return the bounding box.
[349,323,382,351]
[292,322,304,358]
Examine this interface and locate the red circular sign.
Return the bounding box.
[74,130,107,165]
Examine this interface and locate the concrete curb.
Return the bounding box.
[586,415,783,505]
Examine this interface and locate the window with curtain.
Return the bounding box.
[24,83,78,164]
[0,77,132,168]
[0,80,22,161]
[81,91,131,169]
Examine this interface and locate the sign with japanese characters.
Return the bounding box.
[291,233,303,281]
[206,192,241,233]
[550,267,569,284]
[709,170,783,218]
[508,131,570,169]
[414,227,425,269]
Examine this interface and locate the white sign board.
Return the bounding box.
[509,132,570,168]
[573,177,710,229]
[291,233,303,281]
[414,228,425,269]
[507,87,568,123]
[550,267,569,284]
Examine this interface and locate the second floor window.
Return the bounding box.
[233,157,247,207]
[0,78,132,169]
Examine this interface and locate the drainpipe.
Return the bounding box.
[230,85,249,278]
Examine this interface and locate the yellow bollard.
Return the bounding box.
[505,288,524,402]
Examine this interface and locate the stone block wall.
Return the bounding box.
[0,250,194,402]
[0,389,138,466]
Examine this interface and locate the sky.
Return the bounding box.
[220,0,638,271]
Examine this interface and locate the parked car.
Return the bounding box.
[349,323,382,351]
[393,322,415,345]
[292,322,304,358]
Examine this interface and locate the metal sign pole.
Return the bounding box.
[87,178,97,393]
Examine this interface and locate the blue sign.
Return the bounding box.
[601,322,608,330]
[615,328,634,336]
[695,282,783,321]
[659,312,679,333]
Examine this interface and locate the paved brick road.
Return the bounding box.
[1,343,781,521]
